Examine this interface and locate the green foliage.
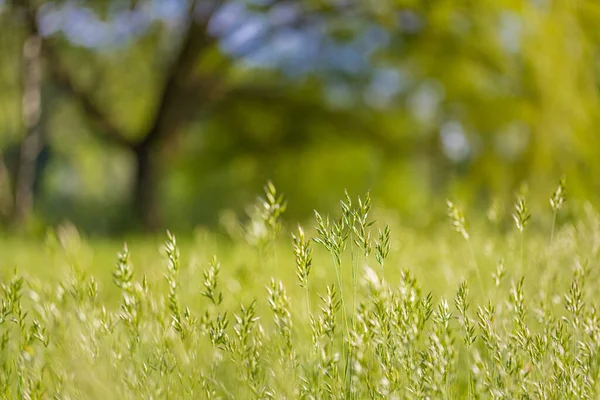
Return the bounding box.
[3,1,600,233]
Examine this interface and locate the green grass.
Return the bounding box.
[1,182,600,399]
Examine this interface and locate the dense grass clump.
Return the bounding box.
[2,181,600,399]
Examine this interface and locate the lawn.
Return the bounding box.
[1,184,599,399]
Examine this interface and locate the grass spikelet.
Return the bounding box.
[202,255,223,307]
[292,225,312,289]
[513,196,531,233]
[513,195,531,275]
[267,279,295,364]
[446,200,469,240]
[550,177,566,245]
[164,230,185,338]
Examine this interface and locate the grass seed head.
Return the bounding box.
[292,225,312,288]
[550,177,567,212]
[513,196,531,232]
[113,243,133,292]
[446,200,469,240]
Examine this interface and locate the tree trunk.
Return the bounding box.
[14,33,44,226]
[133,143,160,231]
[0,152,12,219]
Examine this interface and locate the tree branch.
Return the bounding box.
[44,47,135,148]
[138,0,221,150]
[22,3,134,149]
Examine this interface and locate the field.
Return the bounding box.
[1,183,600,399]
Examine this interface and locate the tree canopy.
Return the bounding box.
[1,0,599,233]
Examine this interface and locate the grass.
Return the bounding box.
[1,181,600,399]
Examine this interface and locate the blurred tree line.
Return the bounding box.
[0,0,599,234]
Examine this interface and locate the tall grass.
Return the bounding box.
[1,180,600,399]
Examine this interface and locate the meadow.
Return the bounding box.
[1,181,600,399]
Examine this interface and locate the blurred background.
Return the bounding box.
[0,0,599,235]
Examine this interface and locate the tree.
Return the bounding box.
[29,0,375,230]
[2,0,600,232]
